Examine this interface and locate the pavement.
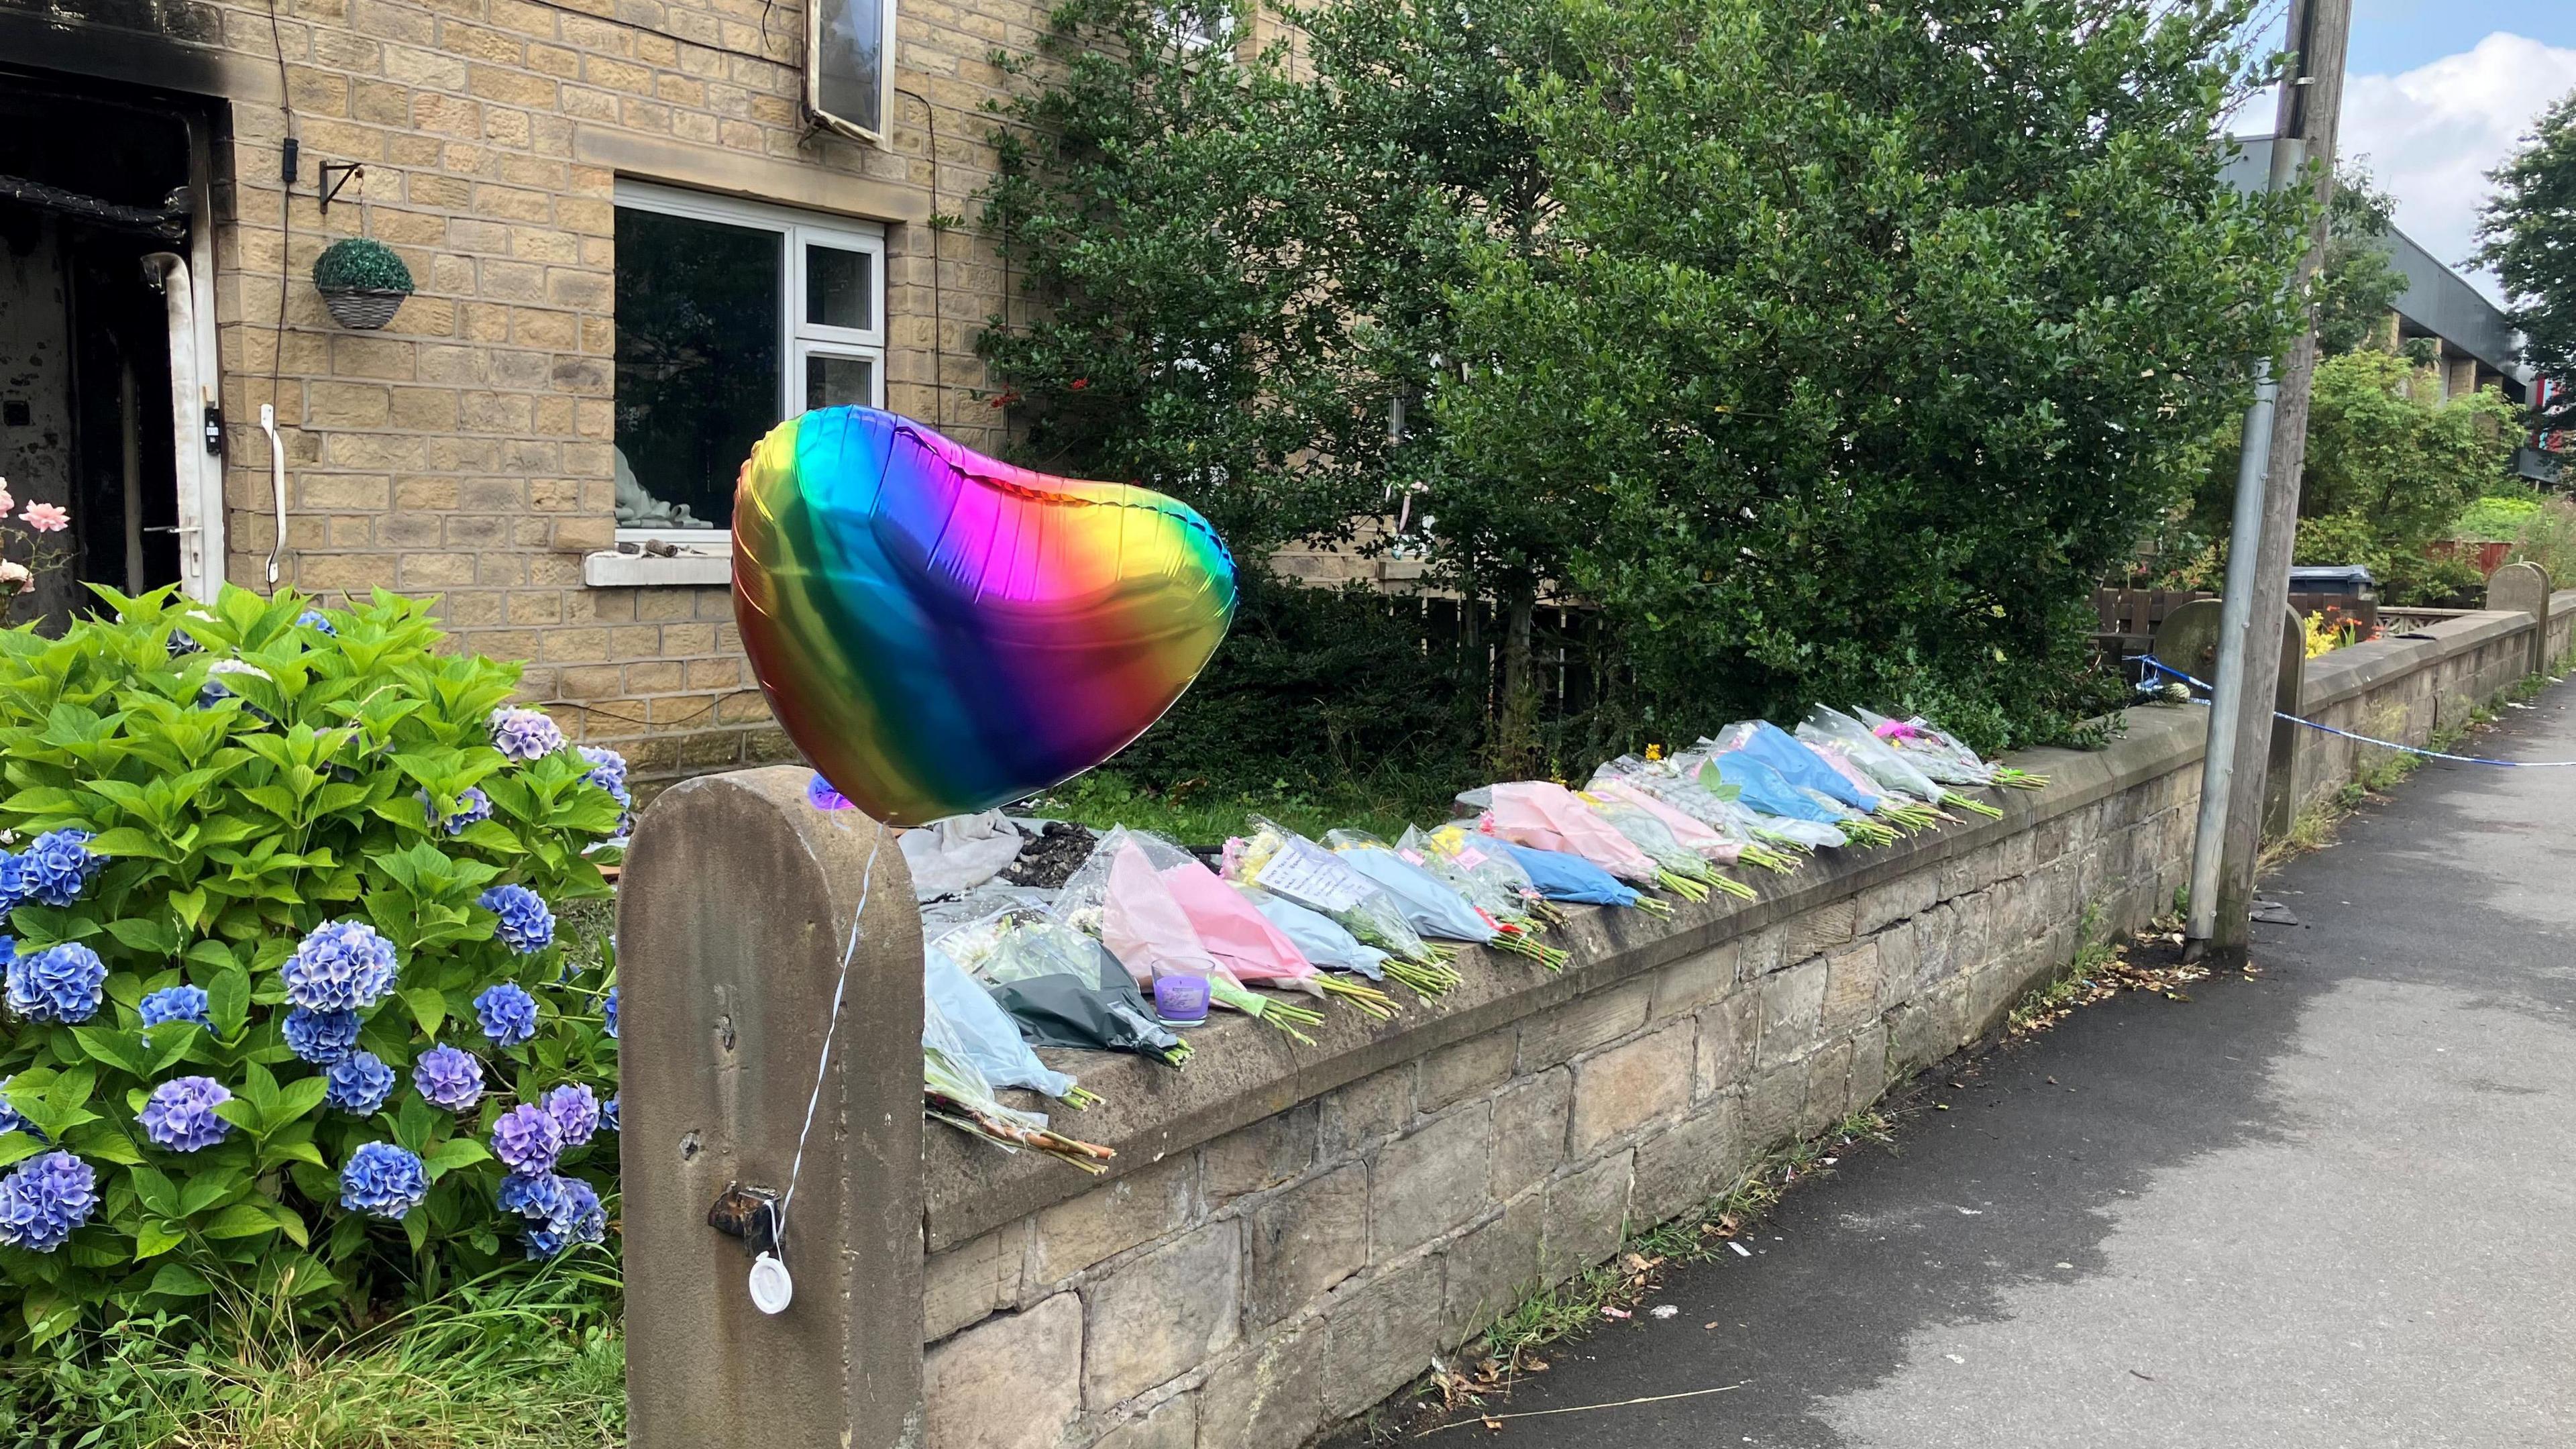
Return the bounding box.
[1389,686,2576,1448]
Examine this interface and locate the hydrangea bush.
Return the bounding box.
[0,586,623,1342]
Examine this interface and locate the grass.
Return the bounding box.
[1023,767,1452,846]
[0,1259,625,1449]
[2004,906,2116,1036]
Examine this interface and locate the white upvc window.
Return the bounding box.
[608,180,886,560]
[807,0,896,144]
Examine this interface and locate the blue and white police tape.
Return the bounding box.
[2137,655,2576,769]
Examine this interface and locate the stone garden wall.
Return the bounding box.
[619,586,2576,1449]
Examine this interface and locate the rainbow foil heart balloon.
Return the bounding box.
[735,407,1238,826]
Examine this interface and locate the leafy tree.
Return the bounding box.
[1437,0,2309,747]
[2290,348,2520,603]
[2478,87,2576,430]
[2314,164,2408,356]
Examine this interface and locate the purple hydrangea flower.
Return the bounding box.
[577,746,629,796]
[474,983,540,1049]
[541,1083,601,1148]
[282,1006,362,1065]
[339,1141,427,1220]
[478,885,554,955]
[489,708,566,763]
[19,830,101,908]
[602,985,619,1040]
[295,608,338,636]
[413,1043,484,1113]
[138,984,210,1029]
[806,773,854,810]
[283,920,398,1012]
[601,1093,619,1134]
[324,1051,397,1116]
[490,1102,565,1177]
[7,943,105,1023]
[140,1077,233,1153]
[423,786,493,836]
[0,1151,96,1252]
[520,1175,605,1258]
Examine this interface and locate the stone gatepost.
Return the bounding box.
[619,766,926,1449]
[2486,561,2552,678]
[2151,599,2303,840]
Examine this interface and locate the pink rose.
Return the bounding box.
[20,504,68,534]
[0,561,30,594]
[0,487,15,516]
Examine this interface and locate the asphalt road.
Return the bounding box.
[1397,688,2576,1448]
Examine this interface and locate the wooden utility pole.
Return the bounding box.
[2184,0,2354,962]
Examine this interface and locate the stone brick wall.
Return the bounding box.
[909,706,2209,1449]
[6,0,1054,786]
[906,602,2576,1449]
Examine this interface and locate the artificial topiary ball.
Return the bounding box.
[311,236,414,294]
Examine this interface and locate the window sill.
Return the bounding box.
[584,548,731,588]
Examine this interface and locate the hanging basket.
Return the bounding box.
[320,288,409,330]
[312,237,415,331]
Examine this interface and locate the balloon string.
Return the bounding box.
[774,820,883,1261]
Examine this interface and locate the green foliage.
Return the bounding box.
[2505,494,2576,590]
[2292,349,2521,603]
[0,586,620,1344]
[309,238,415,296]
[1436,0,2306,750]
[2453,494,2542,542]
[2315,165,2409,357]
[2479,87,2576,430]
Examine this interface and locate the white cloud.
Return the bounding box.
[2337,33,2576,301]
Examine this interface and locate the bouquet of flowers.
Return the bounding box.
[928,948,1099,1108]
[936,908,1189,1067]
[1577,791,1757,902]
[1409,823,1568,926]
[1709,722,1936,835]
[1225,818,1460,997]
[1472,781,1712,902]
[1330,829,1570,969]
[1483,837,1668,916]
[1060,829,1332,1041]
[1244,886,1392,979]
[1857,709,2049,790]
[925,967,1115,1172]
[1584,773,1795,875]
[1159,848,1398,1021]
[1693,749,1861,848]
[1590,755,1808,866]
[1798,706,2002,820]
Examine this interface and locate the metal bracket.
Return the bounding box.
[318,162,365,213]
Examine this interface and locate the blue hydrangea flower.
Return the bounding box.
[0,857,32,915]
[138,984,210,1029]
[282,1006,362,1065]
[478,885,554,955]
[7,943,105,1024]
[422,786,492,836]
[139,1077,232,1153]
[521,1175,605,1258]
[413,1043,483,1112]
[339,1142,427,1220]
[19,830,100,908]
[489,708,566,763]
[490,1102,564,1177]
[283,920,398,1013]
[324,1051,397,1116]
[496,1169,569,1222]
[0,1075,42,1142]
[197,658,272,711]
[602,986,619,1040]
[295,608,338,637]
[600,1093,619,1134]
[0,1151,96,1252]
[166,630,204,658]
[474,983,540,1049]
[577,746,629,796]
[542,1083,601,1148]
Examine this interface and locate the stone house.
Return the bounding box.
[0,0,1048,788]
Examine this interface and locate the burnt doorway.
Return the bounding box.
[0,72,213,628]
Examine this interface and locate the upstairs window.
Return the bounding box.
[612,181,885,539]
[809,0,895,142]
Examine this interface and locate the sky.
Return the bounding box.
[2244,3,2576,303]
